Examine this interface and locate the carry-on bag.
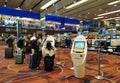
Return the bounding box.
[29,53,37,69]
[15,54,24,64]
[5,47,13,58]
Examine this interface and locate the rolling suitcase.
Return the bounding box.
[29,53,37,69]
[5,47,13,58]
[44,55,54,71]
[15,54,24,64]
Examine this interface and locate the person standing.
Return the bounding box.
[42,42,56,71]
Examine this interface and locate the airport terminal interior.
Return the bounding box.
[0,0,120,83]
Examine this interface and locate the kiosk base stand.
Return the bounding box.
[94,75,116,83]
[95,75,105,80]
[100,64,105,68]
[56,62,63,66]
[70,67,74,70]
[93,48,116,83]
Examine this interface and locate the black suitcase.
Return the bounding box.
[29,53,37,69]
[15,54,24,64]
[44,55,54,71]
[5,47,13,58]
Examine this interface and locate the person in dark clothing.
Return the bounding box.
[30,35,43,70]
[23,36,31,63]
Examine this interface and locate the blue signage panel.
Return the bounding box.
[45,14,80,24]
[0,6,40,20]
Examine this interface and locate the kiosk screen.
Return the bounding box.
[78,32,82,35]
[57,34,60,37]
[117,36,120,39]
[73,41,85,53]
[107,36,110,39]
[74,41,85,48]
[64,33,68,36]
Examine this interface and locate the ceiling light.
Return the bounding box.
[16,7,21,10]
[114,4,117,7]
[102,16,120,21]
[29,9,32,11]
[98,9,120,16]
[99,9,102,11]
[4,4,6,7]
[93,16,104,20]
[108,0,120,5]
[40,17,45,21]
[41,0,58,10]
[65,0,88,9]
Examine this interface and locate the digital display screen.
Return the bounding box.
[94,41,101,47]
[74,41,85,48]
[107,36,110,38]
[64,33,68,36]
[107,40,110,42]
[112,36,116,38]
[57,34,60,37]
[78,31,82,35]
[117,36,120,38]
[108,30,116,34]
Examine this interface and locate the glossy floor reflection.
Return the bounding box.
[0,45,120,83]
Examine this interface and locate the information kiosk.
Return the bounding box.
[70,35,87,78]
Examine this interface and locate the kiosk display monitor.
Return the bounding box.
[94,41,101,47]
[112,36,116,39]
[57,33,60,37]
[108,30,116,34]
[78,31,82,35]
[107,36,111,39]
[74,41,85,48]
[64,33,68,36]
[117,36,120,39]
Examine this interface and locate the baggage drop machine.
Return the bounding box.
[70,35,87,78]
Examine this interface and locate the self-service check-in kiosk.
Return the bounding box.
[71,35,87,78]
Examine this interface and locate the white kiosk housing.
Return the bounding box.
[71,35,87,78]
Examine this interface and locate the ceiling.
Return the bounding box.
[0,0,120,21]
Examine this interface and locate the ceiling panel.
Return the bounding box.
[7,0,22,8]
[59,0,114,18]
[0,0,120,20]
[21,0,40,10]
[33,0,49,12]
[0,0,4,6]
[40,0,75,17]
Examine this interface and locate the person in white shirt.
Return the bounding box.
[42,42,56,71]
[30,32,37,41]
[42,42,56,57]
